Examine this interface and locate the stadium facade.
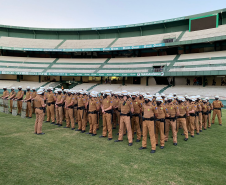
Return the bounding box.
[0,8,226,91]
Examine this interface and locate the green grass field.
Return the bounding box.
[0,110,226,185]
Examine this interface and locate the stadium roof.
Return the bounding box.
[0,8,225,31]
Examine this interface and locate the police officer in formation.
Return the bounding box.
[1,87,224,153]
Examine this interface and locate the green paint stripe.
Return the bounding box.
[55,39,66,49]
[106,38,118,48]
[158,84,172,94]
[86,83,99,91]
[42,58,59,73]
[0,60,53,64]
[176,31,186,42]
[0,66,45,69]
[93,58,110,73]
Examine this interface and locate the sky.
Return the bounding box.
[0,0,225,28]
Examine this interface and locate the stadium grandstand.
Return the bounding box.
[0,8,226,101]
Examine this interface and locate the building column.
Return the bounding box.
[17,75,20,82]
[122,77,125,86]
[146,77,149,86]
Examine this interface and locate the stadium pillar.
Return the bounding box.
[203,76,205,87]
[173,77,175,86]
[101,77,103,84]
[146,77,149,86]
[17,75,20,82]
[39,75,41,83]
[122,77,125,86]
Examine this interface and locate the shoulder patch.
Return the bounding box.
[155,107,157,110]
[141,103,142,106]
[194,106,196,108]
[130,102,132,105]
[96,102,98,104]
[110,101,112,103]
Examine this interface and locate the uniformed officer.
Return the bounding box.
[188,97,197,138]
[46,87,56,124]
[34,90,46,135]
[87,92,100,136]
[165,95,179,145]
[202,98,209,130]
[76,91,87,132]
[7,87,16,113]
[64,90,75,130]
[15,86,24,115]
[1,87,9,99]
[100,90,113,140]
[115,90,134,146]
[131,92,142,142]
[206,97,212,128]
[72,90,78,124]
[177,96,189,141]
[155,97,167,149]
[139,95,158,153]
[211,95,223,126]
[23,86,32,118]
[31,87,37,114]
[55,89,64,126]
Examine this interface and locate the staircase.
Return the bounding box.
[158,84,172,94]
[86,83,100,92]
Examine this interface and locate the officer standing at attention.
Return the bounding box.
[139,95,158,153]
[64,90,75,130]
[15,86,24,115]
[211,95,223,126]
[23,86,32,118]
[115,90,134,146]
[46,87,56,124]
[131,92,142,142]
[177,97,189,141]
[165,95,179,146]
[55,89,64,127]
[31,87,37,114]
[155,97,167,149]
[7,87,16,113]
[34,90,46,135]
[87,92,100,136]
[1,87,9,99]
[100,90,113,140]
[188,97,197,138]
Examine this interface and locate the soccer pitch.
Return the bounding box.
[0,111,226,185]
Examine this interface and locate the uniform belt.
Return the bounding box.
[203,111,209,115]
[156,118,165,122]
[115,108,118,110]
[74,104,78,106]
[118,110,121,112]
[47,102,55,106]
[78,106,85,110]
[105,110,112,114]
[214,108,221,110]
[57,104,63,107]
[68,106,74,109]
[35,107,43,110]
[88,111,97,114]
[143,117,155,121]
[178,115,186,118]
[190,113,196,117]
[166,117,176,121]
[120,113,130,116]
[132,113,140,117]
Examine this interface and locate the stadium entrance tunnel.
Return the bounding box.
[154,77,169,85]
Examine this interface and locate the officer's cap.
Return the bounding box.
[18,86,22,89]
[205,97,209,100]
[215,95,219,99]
[11,87,15,90]
[26,86,30,89]
[121,90,128,96]
[32,87,36,90]
[37,90,43,95]
[3,86,7,89]
[156,97,163,102]
[161,93,165,97]
[167,95,174,100]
